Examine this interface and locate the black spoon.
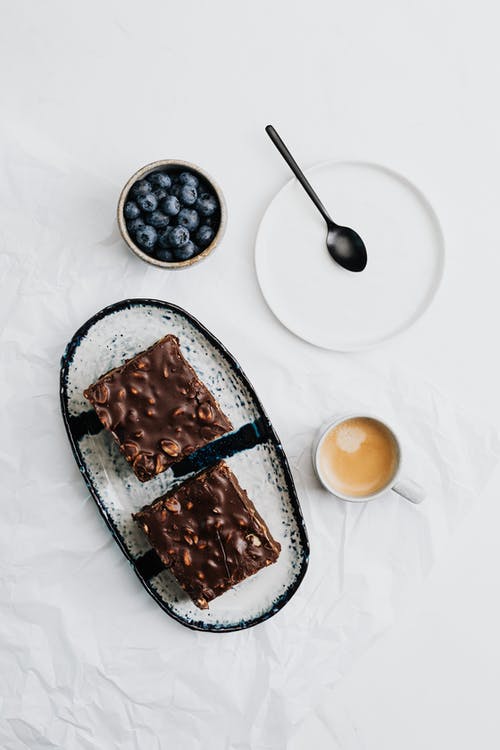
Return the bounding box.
[265,125,367,272]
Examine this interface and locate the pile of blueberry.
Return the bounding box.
[123,167,220,263]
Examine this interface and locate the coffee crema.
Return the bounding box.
[318,417,398,498]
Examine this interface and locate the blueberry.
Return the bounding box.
[178,171,199,189]
[124,201,140,220]
[173,240,197,261]
[168,225,190,247]
[178,184,197,206]
[131,179,152,198]
[196,192,218,217]
[127,217,145,235]
[149,171,172,190]
[157,228,172,248]
[196,224,214,247]
[177,208,200,232]
[160,195,180,216]
[135,224,157,252]
[155,247,175,262]
[136,193,158,213]
[153,187,168,202]
[146,210,169,229]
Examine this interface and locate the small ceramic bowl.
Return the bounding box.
[117,159,227,269]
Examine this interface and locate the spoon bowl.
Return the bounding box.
[326,222,367,272]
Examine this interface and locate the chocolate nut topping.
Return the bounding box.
[165,497,181,513]
[93,383,110,404]
[122,441,139,460]
[246,534,262,547]
[160,439,180,457]
[200,425,222,440]
[155,454,166,475]
[83,334,232,482]
[132,452,156,481]
[197,403,214,422]
[133,462,281,610]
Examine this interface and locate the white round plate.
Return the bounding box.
[255,161,445,351]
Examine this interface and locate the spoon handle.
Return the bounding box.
[265,125,333,225]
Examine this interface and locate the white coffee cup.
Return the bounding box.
[312,414,425,504]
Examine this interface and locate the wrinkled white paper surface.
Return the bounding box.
[1,127,500,750]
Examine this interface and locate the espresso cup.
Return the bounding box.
[312,414,425,504]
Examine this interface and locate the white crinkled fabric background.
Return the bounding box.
[1,129,499,749]
[2,2,500,747]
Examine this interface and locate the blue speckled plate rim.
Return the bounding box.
[59,298,310,633]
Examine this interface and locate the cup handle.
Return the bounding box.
[392,478,426,504]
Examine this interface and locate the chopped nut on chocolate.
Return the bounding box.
[122,441,139,460]
[165,497,181,513]
[160,439,180,457]
[197,403,213,422]
[93,383,110,404]
[246,534,261,547]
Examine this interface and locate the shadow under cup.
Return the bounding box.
[314,416,401,502]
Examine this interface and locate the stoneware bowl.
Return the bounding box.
[117,159,227,269]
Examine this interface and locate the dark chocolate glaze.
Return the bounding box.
[84,335,233,482]
[133,461,281,609]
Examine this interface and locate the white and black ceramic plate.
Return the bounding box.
[60,299,309,632]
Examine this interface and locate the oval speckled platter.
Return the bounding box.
[60,298,309,632]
